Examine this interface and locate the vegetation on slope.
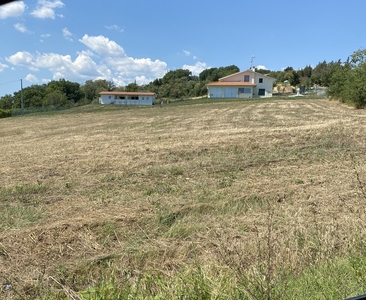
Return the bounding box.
[3,47,366,114]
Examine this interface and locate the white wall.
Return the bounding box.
[99,95,154,105]
[208,87,253,98]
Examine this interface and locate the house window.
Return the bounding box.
[238,88,251,93]
[119,96,126,99]
[259,78,263,83]
[244,75,250,82]
[258,89,265,96]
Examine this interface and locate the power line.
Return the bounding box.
[0,79,21,86]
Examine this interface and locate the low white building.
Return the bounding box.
[206,69,276,99]
[99,91,156,106]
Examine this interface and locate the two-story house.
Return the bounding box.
[206,69,276,99]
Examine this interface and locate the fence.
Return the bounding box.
[11,105,70,117]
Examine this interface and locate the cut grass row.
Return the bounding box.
[0,98,365,299]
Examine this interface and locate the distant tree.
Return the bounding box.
[255,68,271,75]
[312,61,329,86]
[199,65,239,82]
[46,79,83,103]
[0,94,13,110]
[162,69,192,84]
[125,81,139,92]
[302,65,312,79]
[289,70,301,87]
[328,61,350,101]
[284,66,294,72]
[43,91,69,107]
[81,79,115,103]
[269,70,285,83]
[12,84,46,108]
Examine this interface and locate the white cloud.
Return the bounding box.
[6,50,108,82]
[62,27,73,41]
[31,0,64,19]
[112,76,126,87]
[41,78,51,84]
[25,73,39,82]
[0,62,8,72]
[135,75,154,86]
[183,50,190,56]
[105,56,168,79]
[256,65,267,70]
[6,51,37,69]
[80,35,168,81]
[105,25,124,32]
[14,23,33,34]
[0,1,25,19]
[182,61,208,75]
[6,35,169,88]
[80,34,125,57]
[40,33,50,42]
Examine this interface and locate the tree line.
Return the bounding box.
[1,48,366,113]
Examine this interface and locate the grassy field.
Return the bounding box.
[1,98,366,299]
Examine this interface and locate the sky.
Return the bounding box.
[0,0,365,97]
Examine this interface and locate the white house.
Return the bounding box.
[99,91,156,106]
[206,69,276,99]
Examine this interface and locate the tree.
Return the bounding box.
[290,70,300,87]
[43,91,69,107]
[284,66,294,72]
[327,49,366,108]
[311,61,336,86]
[125,81,139,92]
[0,94,13,110]
[302,65,312,79]
[46,79,83,103]
[81,79,115,103]
[199,65,239,82]
[162,69,192,84]
[12,84,46,108]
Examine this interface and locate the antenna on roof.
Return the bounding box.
[250,56,255,71]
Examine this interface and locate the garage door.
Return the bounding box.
[224,88,237,98]
[210,88,223,98]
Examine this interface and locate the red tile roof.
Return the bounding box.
[206,81,256,87]
[99,91,155,96]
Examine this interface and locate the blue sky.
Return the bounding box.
[0,0,365,96]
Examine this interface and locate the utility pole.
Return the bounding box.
[20,79,24,116]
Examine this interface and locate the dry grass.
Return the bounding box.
[0,99,366,298]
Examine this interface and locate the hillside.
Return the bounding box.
[1,99,366,299]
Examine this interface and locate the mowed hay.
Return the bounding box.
[0,99,366,298]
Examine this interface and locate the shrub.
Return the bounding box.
[0,109,11,118]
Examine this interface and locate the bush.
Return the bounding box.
[0,109,11,118]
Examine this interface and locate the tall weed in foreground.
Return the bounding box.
[216,184,366,300]
[217,203,294,300]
